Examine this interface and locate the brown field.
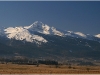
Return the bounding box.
[0,64,100,74]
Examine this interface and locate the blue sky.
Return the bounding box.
[0,1,100,35]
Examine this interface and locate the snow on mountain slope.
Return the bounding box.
[74,32,87,38]
[24,21,64,36]
[1,21,100,44]
[3,21,65,44]
[51,27,64,36]
[4,26,47,44]
[94,34,100,38]
[65,31,87,38]
[24,21,50,35]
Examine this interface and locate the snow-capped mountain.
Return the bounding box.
[0,21,100,44]
[3,21,65,44]
[0,21,100,60]
[24,21,64,36]
[24,21,51,35]
[4,26,47,44]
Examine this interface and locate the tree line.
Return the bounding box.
[0,57,58,65]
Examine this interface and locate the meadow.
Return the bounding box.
[0,63,100,74]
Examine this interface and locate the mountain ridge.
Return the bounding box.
[0,21,100,61]
[0,21,99,44]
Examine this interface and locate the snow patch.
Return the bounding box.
[51,27,64,36]
[4,27,47,44]
[24,21,50,35]
[94,34,100,38]
[74,32,87,38]
[67,31,73,33]
[42,24,50,34]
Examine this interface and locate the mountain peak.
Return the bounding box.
[32,21,43,26]
[3,21,66,44]
[4,25,48,44]
[1,21,100,44]
[24,21,51,35]
[24,21,44,29]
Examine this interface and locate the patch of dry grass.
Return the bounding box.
[0,64,100,74]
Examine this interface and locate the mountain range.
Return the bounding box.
[0,21,100,61]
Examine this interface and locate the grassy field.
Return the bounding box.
[0,63,100,74]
